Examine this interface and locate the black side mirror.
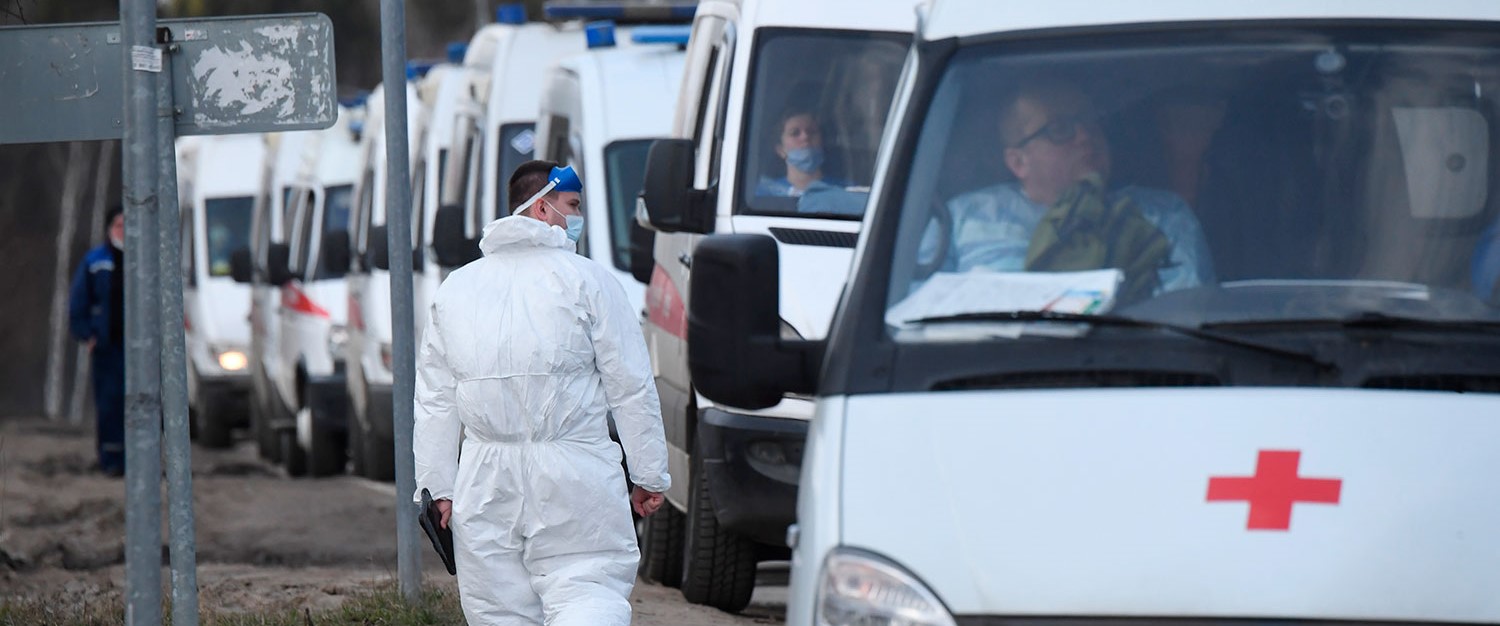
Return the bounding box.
[266,243,293,286]
[367,224,389,271]
[320,230,351,276]
[628,216,656,284]
[433,204,481,268]
[640,139,714,234]
[688,234,821,409]
[229,247,253,284]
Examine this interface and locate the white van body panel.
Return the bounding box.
[829,389,1500,621]
[346,81,423,416]
[178,133,264,381]
[540,41,686,314]
[925,0,1500,40]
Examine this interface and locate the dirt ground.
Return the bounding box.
[0,417,786,625]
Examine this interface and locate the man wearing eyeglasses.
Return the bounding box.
[941,79,1215,296]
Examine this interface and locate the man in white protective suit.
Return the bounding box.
[413,160,670,625]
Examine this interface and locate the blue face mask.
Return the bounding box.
[784,146,824,174]
[564,214,585,242]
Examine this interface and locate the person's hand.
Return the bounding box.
[631,487,664,517]
[435,498,452,529]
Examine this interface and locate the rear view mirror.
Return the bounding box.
[266,243,293,286]
[628,213,656,284]
[367,224,389,271]
[640,139,714,234]
[321,230,351,275]
[229,247,253,284]
[433,204,481,268]
[688,234,821,409]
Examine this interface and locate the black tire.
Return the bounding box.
[251,393,281,462]
[193,392,234,450]
[639,503,686,588]
[306,406,347,477]
[280,428,307,478]
[361,427,395,481]
[679,452,757,612]
[348,410,367,477]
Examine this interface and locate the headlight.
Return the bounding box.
[817,549,956,626]
[327,324,349,357]
[216,349,247,372]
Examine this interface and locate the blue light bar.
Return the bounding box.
[631,25,691,45]
[585,20,616,49]
[338,92,369,109]
[406,60,437,80]
[446,41,469,63]
[544,1,696,22]
[495,3,527,24]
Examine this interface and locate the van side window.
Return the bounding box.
[706,25,735,188]
[545,115,572,166]
[496,123,537,213]
[293,188,316,276]
[353,168,375,267]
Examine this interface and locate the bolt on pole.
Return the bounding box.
[379,0,423,600]
[156,39,201,626]
[120,0,164,621]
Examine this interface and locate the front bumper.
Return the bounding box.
[698,407,808,546]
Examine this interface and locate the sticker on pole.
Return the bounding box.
[131,45,162,72]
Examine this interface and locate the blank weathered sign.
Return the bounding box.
[0,13,336,145]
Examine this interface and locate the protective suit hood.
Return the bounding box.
[479,214,575,256]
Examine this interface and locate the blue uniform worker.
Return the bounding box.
[68,207,127,476]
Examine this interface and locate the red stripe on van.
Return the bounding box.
[646,264,687,339]
[281,284,330,318]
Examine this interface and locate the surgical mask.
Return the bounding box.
[543,199,585,242]
[784,146,824,173]
[109,234,124,250]
[564,214,585,242]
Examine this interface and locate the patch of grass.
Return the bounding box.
[0,583,464,626]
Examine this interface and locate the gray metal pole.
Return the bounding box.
[156,42,200,626]
[379,0,422,600]
[121,0,164,622]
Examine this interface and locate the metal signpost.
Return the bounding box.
[0,10,335,623]
[378,0,423,600]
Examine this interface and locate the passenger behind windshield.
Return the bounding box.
[938,79,1216,302]
[755,104,866,216]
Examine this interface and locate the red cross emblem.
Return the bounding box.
[1206,450,1342,531]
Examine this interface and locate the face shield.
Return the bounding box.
[512,165,583,215]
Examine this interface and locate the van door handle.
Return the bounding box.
[677,252,692,269]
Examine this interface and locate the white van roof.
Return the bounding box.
[556,42,686,142]
[744,0,918,32]
[468,22,587,123]
[925,0,1500,41]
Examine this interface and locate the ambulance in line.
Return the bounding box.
[632,0,911,611]
[233,107,361,477]
[534,23,689,314]
[682,0,1500,623]
[343,74,425,480]
[176,134,265,451]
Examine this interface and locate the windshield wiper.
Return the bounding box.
[1206,311,1500,333]
[908,310,1334,369]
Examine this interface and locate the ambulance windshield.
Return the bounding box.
[738,29,908,219]
[205,196,254,278]
[883,26,1500,340]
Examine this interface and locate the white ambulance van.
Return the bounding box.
[683,1,1500,624]
[232,107,361,477]
[176,134,265,451]
[632,0,911,611]
[534,23,689,313]
[343,75,425,481]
